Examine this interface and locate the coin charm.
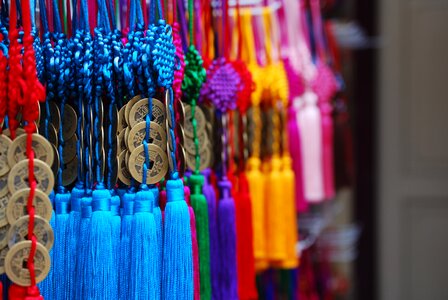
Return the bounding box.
[184,105,206,138]
[6,188,52,224]
[118,105,127,133]
[38,123,58,147]
[0,174,8,198]
[8,215,54,251]
[0,247,8,275]
[186,147,211,171]
[125,95,142,125]
[118,151,132,185]
[128,98,166,127]
[2,128,26,139]
[62,134,77,163]
[0,194,9,227]
[124,127,130,149]
[62,158,78,186]
[118,129,127,154]
[8,159,55,195]
[8,134,54,167]
[0,135,11,176]
[127,121,167,152]
[50,144,60,176]
[62,104,77,139]
[5,240,51,286]
[185,132,208,155]
[0,224,9,249]
[128,144,168,185]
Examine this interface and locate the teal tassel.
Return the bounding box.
[151,185,163,291]
[162,179,193,300]
[66,183,84,298]
[53,192,71,300]
[86,185,117,300]
[76,195,92,300]
[119,189,135,300]
[38,191,55,299]
[110,191,121,277]
[130,184,160,299]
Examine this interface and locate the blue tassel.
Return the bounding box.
[129,185,160,299]
[76,194,92,300]
[217,179,238,300]
[119,189,135,300]
[151,185,163,291]
[66,183,84,298]
[86,185,117,300]
[110,191,121,277]
[38,190,55,299]
[162,179,193,300]
[53,192,71,300]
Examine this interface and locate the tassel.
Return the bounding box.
[217,179,238,300]
[246,157,267,271]
[189,174,211,300]
[53,192,71,300]
[265,156,288,263]
[110,191,121,288]
[151,186,163,293]
[66,183,84,298]
[75,195,92,300]
[129,185,159,299]
[297,90,324,202]
[119,189,135,300]
[235,173,257,300]
[37,191,55,299]
[9,285,44,300]
[162,179,193,300]
[185,186,201,300]
[86,185,117,300]
[202,169,219,300]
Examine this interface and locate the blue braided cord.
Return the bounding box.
[83,30,94,188]
[123,32,136,97]
[167,88,179,179]
[111,29,124,107]
[133,23,147,96]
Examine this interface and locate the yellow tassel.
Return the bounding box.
[246,157,268,272]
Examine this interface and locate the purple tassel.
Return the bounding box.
[202,169,220,300]
[217,178,238,300]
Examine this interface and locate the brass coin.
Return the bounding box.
[125,95,142,125]
[62,157,78,186]
[184,132,208,155]
[6,188,52,225]
[0,135,12,176]
[5,240,51,286]
[175,98,185,125]
[117,150,132,185]
[184,105,206,138]
[8,133,54,167]
[127,121,167,152]
[124,127,130,150]
[128,98,166,128]
[8,215,54,250]
[2,128,26,139]
[166,122,185,152]
[50,144,60,177]
[128,144,168,185]
[186,146,211,171]
[0,194,9,227]
[118,105,127,133]
[0,246,8,275]
[0,224,9,249]
[62,104,77,140]
[8,159,55,195]
[38,122,58,147]
[62,134,77,163]
[0,174,8,198]
[118,129,127,154]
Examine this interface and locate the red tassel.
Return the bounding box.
[235,173,258,300]
[9,284,44,300]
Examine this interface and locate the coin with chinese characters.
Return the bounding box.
[8,215,54,251]
[0,224,8,249]
[0,135,12,176]
[125,95,142,125]
[184,105,206,138]
[6,188,52,225]
[128,98,166,127]
[0,194,9,227]
[128,144,168,185]
[127,121,166,152]
[8,159,54,195]
[184,132,208,155]
[5,241,51,286]
[8,134,54,167]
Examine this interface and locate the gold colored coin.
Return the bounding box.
[125,95,142,125]
[5,241,51,286]
[184,105,206,138]
[0,174,8,198]
[128,98,166,128]
[0,246,8,275]
[0,194,9,227]
[128,144,168,185]
[184,132,208,155]
[124,127,130,150]
[8,134,54,167]
[8,159,55,195]
[2,128,25,139]
[62,134,77,163]
[8,215,54,250]
[62,157,78,186]
[0,135,12,176]
[117,129,126,154]
[117,150,132,185]
[186,146,211,171]
[118,105,127,133]
[0,224,9,249]
[127,121,166,152]
[50,144,60,177]
[38,122,58,147]
[6,188,52,225]
[62,104,77,140]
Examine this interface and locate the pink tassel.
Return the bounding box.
[297,90,324,203]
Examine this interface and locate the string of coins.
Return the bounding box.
[2,0,53,290]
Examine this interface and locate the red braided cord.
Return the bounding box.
[0,49,8,133]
